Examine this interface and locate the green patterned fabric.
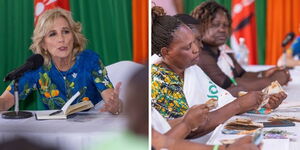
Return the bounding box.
[151,64,189,119]
[7,50,113,110]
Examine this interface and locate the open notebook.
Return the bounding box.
[35,91,94,120]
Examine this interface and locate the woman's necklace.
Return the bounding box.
[53,61,72,80]
[53,61,73,99]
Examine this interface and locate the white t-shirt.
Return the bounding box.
[184,65,235,109]
[151,108,171,134]
[217,44,235,79]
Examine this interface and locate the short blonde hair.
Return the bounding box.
[30,8,86,66]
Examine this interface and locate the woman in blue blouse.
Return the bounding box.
[0,8,122,114]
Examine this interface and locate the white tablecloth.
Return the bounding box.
[202,65,300,150]
[0,109,127,150]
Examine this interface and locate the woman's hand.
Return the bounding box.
[0,90,15,111]
[152,129,169,150]
[227,136,261,150]
[235,91,264,113]
[262,67,282,77]
[264,92,287,109]
[100,82,122,115]
[269,69,291,86]
[182,104,209,131]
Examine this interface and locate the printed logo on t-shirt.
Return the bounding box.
[207,81,219,100]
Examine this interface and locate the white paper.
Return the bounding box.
[278,101,300,109]
[262,139,289,150]
[62,91,80,114]
[35,110,66,120]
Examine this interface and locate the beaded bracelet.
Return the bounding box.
[213,145,219,150]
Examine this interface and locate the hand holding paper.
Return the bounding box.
[100,82,122,115]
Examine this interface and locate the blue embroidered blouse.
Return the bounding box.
[6,50,113,110]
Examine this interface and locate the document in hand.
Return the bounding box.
[238,80,286,110]
[35,91,94,120]
[258,80,286,110]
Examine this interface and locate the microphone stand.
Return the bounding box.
[283,47,287,68]
[1,79,33,119]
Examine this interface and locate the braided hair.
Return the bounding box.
[190,1,231,35]
[152,6,183,56]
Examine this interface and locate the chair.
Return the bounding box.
[105,60,144,101]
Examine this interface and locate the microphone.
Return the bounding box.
[282,32,295,47]
[4,54,44,82]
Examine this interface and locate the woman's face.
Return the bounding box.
[164,25,200,69]
[202,10,230,46]
[43,17,74,60]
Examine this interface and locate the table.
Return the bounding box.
[0,107,127,150]
[204,65,300,150]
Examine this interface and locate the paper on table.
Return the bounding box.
[262,139,289,150]
[206,124,224,144]
[35,110,67,119]
[278,101,300,109]
[61,91,80,114]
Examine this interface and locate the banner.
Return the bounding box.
[34,0,70,24]
[231,0,257,64]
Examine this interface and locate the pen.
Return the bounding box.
[230,77,238,86]
[49,110,62,116]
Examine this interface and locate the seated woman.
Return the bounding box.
[277,36,300,67]
[190,1,287,108]
[90,66,148,150]
[0,8,122,114]
[175,13,285,114]
[172,14,236,109]
[151,6,263,138]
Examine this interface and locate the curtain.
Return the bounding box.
[0,0,133,109]
[0,0,34,97]
[266,0,300,65]
[70,0,132,65]
[256,0,266,64]
[132,0,148,64]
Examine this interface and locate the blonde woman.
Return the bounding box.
[0,8,122,114]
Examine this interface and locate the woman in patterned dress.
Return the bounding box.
[0,8,121,114]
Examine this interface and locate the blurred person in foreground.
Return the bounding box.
[90,66,148,150]
[277,36,300,67]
